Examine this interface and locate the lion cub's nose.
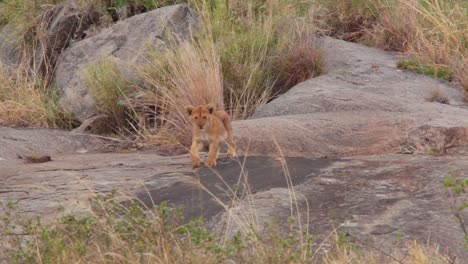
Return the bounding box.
[199,125,204,129]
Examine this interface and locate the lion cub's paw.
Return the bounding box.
[227,149,236,158]
[192,160,201,168]
[206,159,217,168]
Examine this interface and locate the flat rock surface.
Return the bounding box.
[233,36,468,158]
[1,152,467,259]
[0,127,108,164]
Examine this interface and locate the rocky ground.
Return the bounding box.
[1,24,468,260]
[234,36,468,158]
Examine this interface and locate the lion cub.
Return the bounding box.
[186,103,236,168]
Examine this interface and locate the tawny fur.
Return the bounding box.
[186,104,236,168]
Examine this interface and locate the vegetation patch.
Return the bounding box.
[0,190,458,264]
[0,0,324,144]
[397,59,453,82]
[426,90,450,105]
[443,168,468,246]
[89,0,325,143]
[315,0,467,90]
[1,0,466,137]
[0,67,73,128]
[84,58,133,133]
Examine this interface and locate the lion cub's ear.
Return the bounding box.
[206,103,215,114]
[186,105,194,116]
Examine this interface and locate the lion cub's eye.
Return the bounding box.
[194,117,198,120]
[203,116,207,119]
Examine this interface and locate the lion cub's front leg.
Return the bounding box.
[226,133,236,158]
[206,139,220,167]
[190,140,203,168]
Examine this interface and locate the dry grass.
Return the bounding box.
[316,0,467,91]
[272,32,324,96]
[210,0,323,118]
[427,90,450,105]
[402,0,467,90]
[139,35,224,144]
[0,0,325,138]
[126,0,324,144]
[323,238,453,264]
[0,0,183,25]
[316,0,378,42]
[370,3,417,52]
[0,64,71,128]
[84,58,133,133]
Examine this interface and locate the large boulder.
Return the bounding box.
[54,4,199,121]
[0,24,21,71]
[0,1,97,74]
[233,36,468,158]
[34,1,99,77]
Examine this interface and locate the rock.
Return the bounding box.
[17,154,52,164]
[0,152,195,222]
[54,4,199,121]
[0,126,108,164]
[405,125,468,154]
[34,1,99,77]
[0,1,97,75]
[0,24,21,71]
[208,187,308,238]
[233,36,468,157]
[370,224,399,235]
[1,152,467,259]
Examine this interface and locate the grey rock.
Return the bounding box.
[222,260,237,264]
[208,187,308,239]
[0,1,97,75]
[370,224,399,235]
[0,24,21,71]
[1,153,467,259]
[233,36,468,157]
[0,126,107,164]
[34,1,98,77]
[54,4,199,121]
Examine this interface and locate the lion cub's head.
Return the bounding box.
[186,104,215,129]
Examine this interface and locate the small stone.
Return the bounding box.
[370,225,398,235]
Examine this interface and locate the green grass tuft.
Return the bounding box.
[84,58,134,133]
[397,59,453,82]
